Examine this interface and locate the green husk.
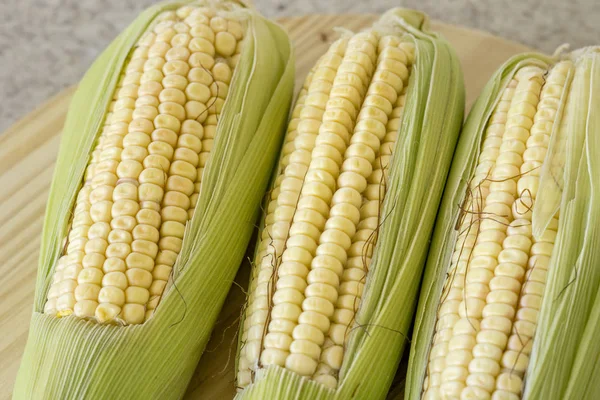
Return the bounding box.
[406,48,600,400]
[526,49,600,400]
[14,1,294,399]
[236,9,464,400]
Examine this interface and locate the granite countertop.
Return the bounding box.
[1,0,597,132]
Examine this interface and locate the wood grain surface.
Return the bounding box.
[0,14,531,399]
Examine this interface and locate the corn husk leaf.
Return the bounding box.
[14,1,295,398]
[526,49,600,400]
[236,8,464,400]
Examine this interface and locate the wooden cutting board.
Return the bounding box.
[0,14,531,399]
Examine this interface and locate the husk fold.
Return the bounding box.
[14,1,294,399]
[406,48,600,400]
[236,9,464,400]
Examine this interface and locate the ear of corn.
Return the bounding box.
[234,8,464,399]
[406,48,600,400]
[15,1,294,398]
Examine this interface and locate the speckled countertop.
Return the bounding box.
[1,0,598,132]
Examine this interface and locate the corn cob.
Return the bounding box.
[44,3,247,325]
[407,48,600,400]
[235,9,464,399]
[15,1,294,398]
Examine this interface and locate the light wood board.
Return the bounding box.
[0,14,531,399]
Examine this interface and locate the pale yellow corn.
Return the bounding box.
[422,61,573,400]
[237,28,416,389]
[43,5,245,325]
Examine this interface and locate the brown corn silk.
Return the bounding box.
[235,8,465,400]
[407,48,600,400]
[14,1,294,398]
